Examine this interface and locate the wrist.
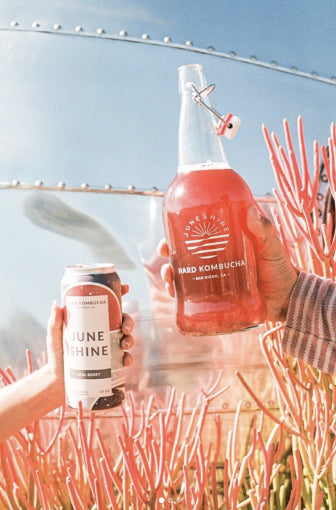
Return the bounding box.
[0,364,65,443]
[279,269,300,322]
[39,363,65,410]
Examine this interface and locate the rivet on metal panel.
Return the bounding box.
[317,192,324,201]
[96,28,105,35]
[271,61,278,67]
[10,21,19,27]
[229,51,236,57]
[152,186,158,193]
[12,180,20,187]
[141,33,150,40]
[32,22,40,29]
[207,46,215,52]
[57,182,66,189]
[244,401,252,409]
[81,182,89,189]
[163,36,171,43]
[185,40,193,47]
[221,402,229,409]
[291,66,298,72]
[104,183,112,190]
[119,30,127,37]
[250,55,257,61]
[332,76,336,81]
[53,24,62,30]
[128,185,135,192]
[35,180,43,187]
[311,71,318,77]
[75,26,83,33]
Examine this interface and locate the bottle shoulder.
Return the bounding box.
[163,168,253,207]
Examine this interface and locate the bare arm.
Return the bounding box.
[0,304,64,443]
[0,292,134,443]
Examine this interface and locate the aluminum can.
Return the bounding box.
[61,263,125,410]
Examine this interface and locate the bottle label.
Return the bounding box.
[172,209,251,283]
[63,294,124,404]
[183,212,230,260]
[177,259,247,277]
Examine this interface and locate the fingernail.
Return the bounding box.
[123,323,131,334]
[124,355,132,367]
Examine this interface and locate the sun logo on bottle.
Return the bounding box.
[183,213,230,260]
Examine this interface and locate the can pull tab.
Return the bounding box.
[188,82,241,139]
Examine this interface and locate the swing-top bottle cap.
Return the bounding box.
[179,64,241,139]
[216,114,241,139]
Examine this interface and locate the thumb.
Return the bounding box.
[47,301,64,373]
[246,206,286,260]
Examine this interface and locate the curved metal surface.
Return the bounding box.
[0,187,276,409]
[0,1,334,409]
[0,1,334,194]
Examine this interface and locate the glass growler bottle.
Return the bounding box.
[162,63,266,336]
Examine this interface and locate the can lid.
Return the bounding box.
[64,263,116,274]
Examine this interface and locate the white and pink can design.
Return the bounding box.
[61,263,125,410]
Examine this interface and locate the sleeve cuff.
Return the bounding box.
[283,271,336,375]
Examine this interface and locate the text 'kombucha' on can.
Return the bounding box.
[61,263,125,410]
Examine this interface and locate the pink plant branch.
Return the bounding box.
[26,349,34,375]
[168,392,185,474]
[117,434,149,505]
[297,117,310,195]
[134,438,155,491]
[66,471,87,510]
[260,327,303,431]
[210,461,219,510]
[13,484,36,510]
[154,413,166,490]
[99,458,119,510]
[236,370,295,433]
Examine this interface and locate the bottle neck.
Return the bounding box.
[177,64,230,173]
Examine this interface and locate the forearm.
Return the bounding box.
[0,365,64,443]
[283,271,336,374]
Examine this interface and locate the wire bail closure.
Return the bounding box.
[189,82,241,139]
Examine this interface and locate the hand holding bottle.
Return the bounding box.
[158,206,299,324]
[246,206,298,322]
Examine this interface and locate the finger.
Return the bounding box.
[47,301,63,340]
[47,301,64,370]
[165,281,175,298]
[121,284,129,296]
[120,334,134,350]
[157,238,170,259]
[160,263,174,284]
[123,352,133,367]
[246,206,285,259]
[160,264,175,297]
[246,206,271,239]
[121,313,134,335]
